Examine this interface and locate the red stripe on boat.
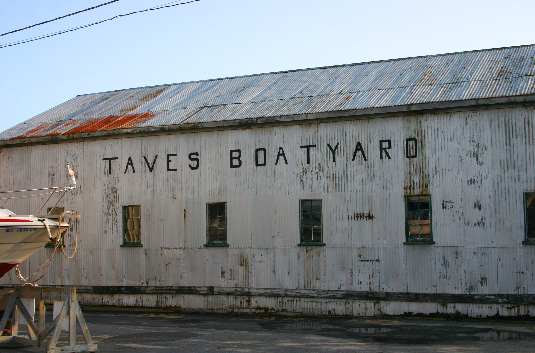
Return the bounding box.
[0,219,32,222]
[0,263,18,278]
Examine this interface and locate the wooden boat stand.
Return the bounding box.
[0,286,97,352]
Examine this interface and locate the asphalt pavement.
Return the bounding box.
[2,309,535,352]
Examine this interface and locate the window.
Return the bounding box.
[405,195,434,244]
[122,205,142,247]
[205,202,228,247]
[524,192,535,245]
[299,199,324,245]
[45,207,64,248]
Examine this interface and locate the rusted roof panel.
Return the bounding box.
[2,45,534,141]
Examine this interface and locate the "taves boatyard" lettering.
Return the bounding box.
[103,138,418,174]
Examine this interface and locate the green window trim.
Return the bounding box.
[122,205,142,247]
[300,199,323,245]
[203,242,230,247]
[403,240,436,245]
[298,242,326,247]
[524,192,535,244]
[206,202,228,246]
[405,195,433,244]
[120,242,144,248]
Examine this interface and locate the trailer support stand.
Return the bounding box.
[0,286,97,352]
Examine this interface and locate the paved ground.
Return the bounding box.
[2,309,535,352]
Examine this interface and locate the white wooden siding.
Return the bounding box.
[0,106,534,316]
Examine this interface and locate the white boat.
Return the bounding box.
[0,166,78,279]
[0,207,70,278]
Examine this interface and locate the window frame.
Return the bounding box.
[204,202,229,247]
[523,192,535,245]
[121,205,143,247]
[299,199,325,246]
[404,194,434,245]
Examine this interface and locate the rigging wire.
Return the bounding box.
[0,0,121,37]
[16,213,80,285]
[0,0,200,49]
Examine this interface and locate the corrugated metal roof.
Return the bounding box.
[2,45,535,141]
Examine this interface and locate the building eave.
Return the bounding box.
[1,95,534,148]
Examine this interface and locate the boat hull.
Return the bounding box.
[0,219,68,278]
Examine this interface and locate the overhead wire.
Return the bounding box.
[0,0,200,49]
[0,0,120,37]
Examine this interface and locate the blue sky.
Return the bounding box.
[1,0,534,133]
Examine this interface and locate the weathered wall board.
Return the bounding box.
[1,105,534,317]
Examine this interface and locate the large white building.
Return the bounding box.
[1,45,534,317]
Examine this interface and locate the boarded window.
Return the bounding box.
[122,205,142,247]
[206,202,227,246]
[300,199,323,245]
[526,192,535,241]
[405,195,433,243]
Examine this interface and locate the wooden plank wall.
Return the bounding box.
[0,106,534,317]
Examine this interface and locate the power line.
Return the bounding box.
[0,0,200,49]
[0,0,120,37]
